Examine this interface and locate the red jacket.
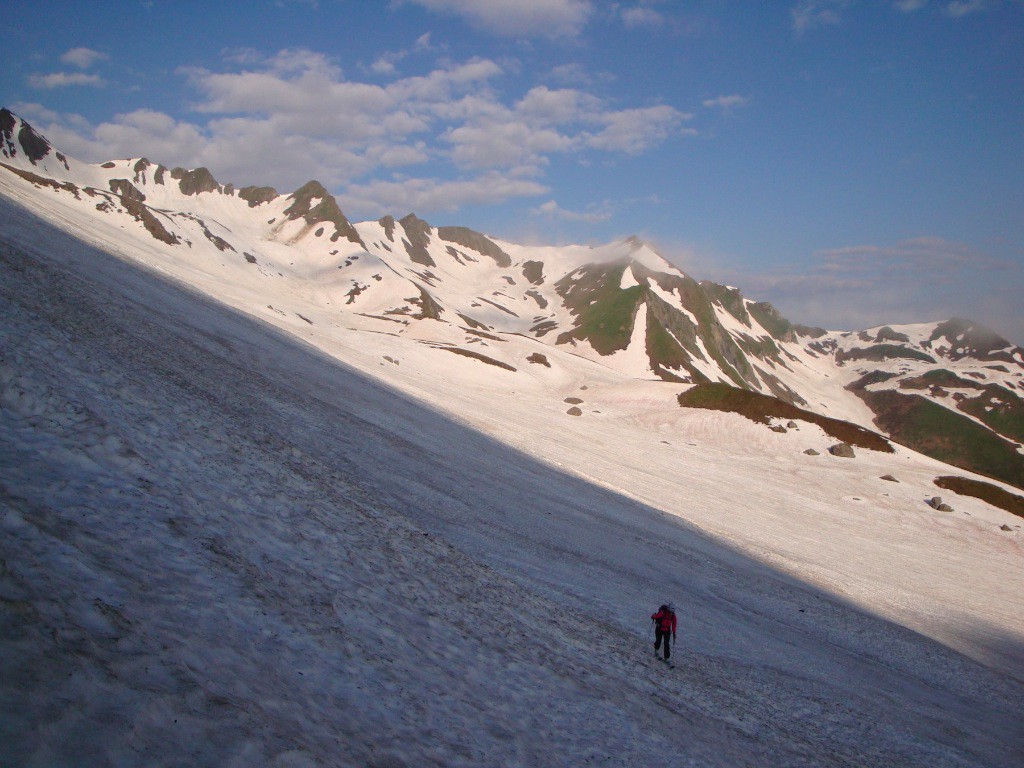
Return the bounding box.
[652,607,676,633]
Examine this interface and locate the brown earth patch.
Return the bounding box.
[934,476,1024,519]
[440,347,516,372]
[678,383,893,452]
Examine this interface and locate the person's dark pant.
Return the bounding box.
[654,628,672,660]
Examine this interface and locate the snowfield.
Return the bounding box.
[1,192,1023,766]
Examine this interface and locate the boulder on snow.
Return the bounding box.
[829,443,856,458]
[566,406,583,416]
[804,449,820,456]
[927,496,954,512]
[770,424,787,433]
[880,474,899,483]
[1000,524,1013,532]
[787,421,798,429]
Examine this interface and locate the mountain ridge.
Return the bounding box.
[3,106,1023,489]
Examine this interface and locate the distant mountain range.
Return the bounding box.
[3,106,1023,491]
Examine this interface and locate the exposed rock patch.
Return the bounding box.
[238,185,278,207]
[437,226,511,268]
[829,443,856,458]
[399,213,434,267]
[170,166,221,196]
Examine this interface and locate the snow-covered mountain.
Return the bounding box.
[4,107,1022,490]
[2,107,1024,765]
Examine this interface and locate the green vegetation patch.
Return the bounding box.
[555,261,645,355]
[748,301,796,342]
[836,345,936,365]
[859,390,1024,490]
[899,369,981,391]
[957,385,1024,442]
[934,476,1024,519]
[678,382,893,452]
[700,281,751,327]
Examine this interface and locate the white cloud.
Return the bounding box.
[60,47,109,69]
[531,199,613,223]
[28,72,105,89]
[339,174,550,216]
[702,94,750,110]
[585,105,694,153]
[791,0,851,34]
[620,5,664,27]
[405,0,593,37]
[29,47,689,218]
[945,0,988,16]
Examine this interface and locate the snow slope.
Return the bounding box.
[2,184,1023,766]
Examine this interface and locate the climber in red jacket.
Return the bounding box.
[651,603,677,662]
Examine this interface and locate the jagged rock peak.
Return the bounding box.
[0,107,54,165]
[285,180,364,247]
[398,213,434,267]
[170,166,221,196]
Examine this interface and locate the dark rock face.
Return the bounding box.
[17,121,52,164]
[522,260,545,286]
[930,318,1015,361]
[702,282,752,328]
[0,109,52,165]
[436,226,511,268]
[238,186,278,207]
[285,181,364,247]
[875,326,911,344]
[109,178,146,203]
[0,108,15,138]
[170,167,221,196]
[120,196,180,246]
[379,215,396,242]
[399,213,434,267]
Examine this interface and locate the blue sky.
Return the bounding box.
[2,0,1022,341]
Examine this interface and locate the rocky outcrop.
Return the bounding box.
[285,181,364,247]
[170,166,221,196]
[238,185,278,207]
[829,443,856,458]
[399,214,434,267]
[437,226,511,268]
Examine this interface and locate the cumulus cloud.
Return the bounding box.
[60,47,109,69]
[28,72,105,89]
[405,0,593,37]
[30,47,690,217]
[585,105,694,153]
